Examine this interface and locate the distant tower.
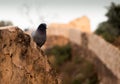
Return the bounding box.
[69,16,91,33]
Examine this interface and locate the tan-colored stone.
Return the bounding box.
[47,25,120,83]
[48,16,91,33]
[0,26,60,84]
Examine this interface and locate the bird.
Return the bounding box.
[31,23,47,47]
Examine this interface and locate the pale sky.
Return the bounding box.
[0,0,120,31]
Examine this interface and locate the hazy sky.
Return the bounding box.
[0,0,120,31]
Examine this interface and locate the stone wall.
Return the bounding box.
[47,27,120,81]
[48,16,91,33]
[87,34,120,79]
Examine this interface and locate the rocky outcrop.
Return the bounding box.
[0,26,60,84]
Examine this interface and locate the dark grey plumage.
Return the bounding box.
[32,23,47,47]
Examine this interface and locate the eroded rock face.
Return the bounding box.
[0,26,60,84]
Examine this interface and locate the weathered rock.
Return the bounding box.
[0,26,60,84]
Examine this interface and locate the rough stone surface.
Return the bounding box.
[0,26,60,84]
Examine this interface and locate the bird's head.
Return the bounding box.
[37,23,47,31]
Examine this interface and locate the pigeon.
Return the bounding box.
[32,23,47,47]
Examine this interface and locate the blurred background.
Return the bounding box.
[0,0,120,84]
[0,0,119,31]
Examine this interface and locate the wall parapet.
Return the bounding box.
[47,27,120,79]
